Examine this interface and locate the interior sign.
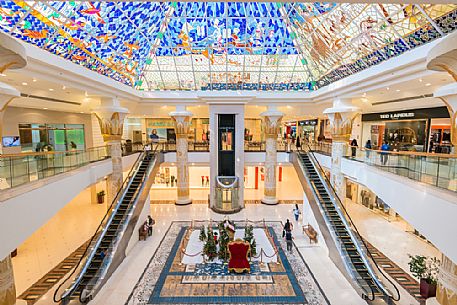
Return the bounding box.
[379,112,415,120]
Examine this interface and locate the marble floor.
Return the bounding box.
[11,177,440,305]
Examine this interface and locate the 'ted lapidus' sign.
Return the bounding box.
[362,107,450,122]
[379,112,415,120]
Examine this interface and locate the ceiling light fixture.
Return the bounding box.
[419,78,423,82]
[425,83,431,86]
[362,92,367,97]
[0,73,5,77]
[80,111,84,114]
[396,89,400,92]
[386,87,390,90]
[22,82,28,86]
[62,85,66,90]
[43,107,48,110]
[49,88,54,91]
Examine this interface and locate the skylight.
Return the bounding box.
[1,2,456,91]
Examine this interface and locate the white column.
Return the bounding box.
[0,255,16,305]
[260,107,283,205]
[437,255,457,305]
[93,97,128,204]
[170,106,192,205]
[324,98,360,201]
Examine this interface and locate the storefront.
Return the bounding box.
[298,119,318,142]
[361,106,450,152]
[18,123,85,152]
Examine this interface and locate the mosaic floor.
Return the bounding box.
[126,221,329,305]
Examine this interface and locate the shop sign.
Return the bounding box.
[298,119,318,126]
[362,106,449,122]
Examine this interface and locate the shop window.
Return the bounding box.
[221,130,233,151]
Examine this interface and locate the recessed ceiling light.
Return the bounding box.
[419,78,423,82]
[396,89,400,92]
[0,73,5,77]
[62,85,66,90]
[80,111,84,114]
[43,107,48,110]
[22,82,28,86]
[425,83,431,86]
[32,78,37,82]
[362,92,367,97]
[386,87,390,90]
[49,88,54,91]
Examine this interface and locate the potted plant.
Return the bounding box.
[408,255,440,298]
[97,190,106,204]
[203,228,217,261]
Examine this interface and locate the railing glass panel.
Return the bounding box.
[0,146,109,190]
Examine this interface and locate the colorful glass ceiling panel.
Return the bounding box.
[0,2,456,91]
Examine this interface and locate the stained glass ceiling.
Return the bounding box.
[1,2,456,92]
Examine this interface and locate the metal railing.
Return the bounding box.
[296,144,400,302]
[0,146,109,190]
[156,140,291,152]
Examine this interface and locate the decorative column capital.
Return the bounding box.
[427,31,457,81]
[169,110,193,137]
[260,111,283,138]
[92,98,129,142]
[323,103,360,142]
[0,32,27,73]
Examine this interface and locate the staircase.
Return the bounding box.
[54,150,158,304]
[296,150,400,304]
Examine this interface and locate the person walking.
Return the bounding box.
[285,230,293,253]
[365,140,372,159]
[295,135,301,150]
[380,141,390,165]
[350,139,358,158]
[283,219,293,237]
[147,215,155,236]
[293,204,301,222]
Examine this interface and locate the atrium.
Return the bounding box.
[0,1,456,305]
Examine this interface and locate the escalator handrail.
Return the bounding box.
[79,150,158,303]
[300,144,400,301]
[53,149,148,303]
[294,150,376,301]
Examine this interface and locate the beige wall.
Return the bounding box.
[1,107,97,154]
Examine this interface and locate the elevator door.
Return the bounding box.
[218,114,235,176]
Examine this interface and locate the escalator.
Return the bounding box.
[294,147,400,304]
[54,148,160,304]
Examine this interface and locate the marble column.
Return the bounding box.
[170,107,192,205]
[323,99,359,201]
[0,255,16,305]
[437,255,457,305]
[93,98,128,204]
[260,109,283,205]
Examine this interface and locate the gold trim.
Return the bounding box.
[0,97,16,112]
[227,238,251,274]
[0,62,18,74]
[436,63,457,81]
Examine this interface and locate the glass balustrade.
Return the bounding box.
[0,146,109,190]
[306,141,457,193]
[214,176,241,213]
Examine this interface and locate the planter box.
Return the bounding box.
[420,278,437,298]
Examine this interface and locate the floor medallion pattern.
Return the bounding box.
[126,221,330,305]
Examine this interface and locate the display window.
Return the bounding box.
[18,123,85,152]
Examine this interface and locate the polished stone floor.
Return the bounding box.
[127,222,328,305]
